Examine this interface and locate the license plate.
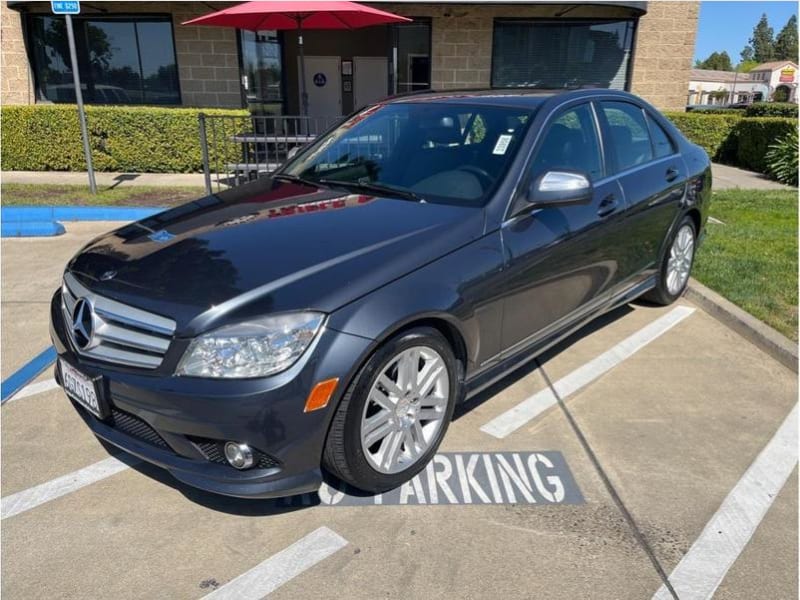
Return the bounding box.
[60,359,102,418]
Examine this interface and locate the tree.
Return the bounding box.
[740,45,755,63]
[736,59,759,73]
[749,14,775,63]
[695,51,733,71]
[774,15,798,61]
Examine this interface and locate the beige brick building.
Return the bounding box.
[2,1,698,113]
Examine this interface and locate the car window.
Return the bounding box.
[529,103,603,181]
[286,103,535,206]
[647,113,676,159]
[601,101,654,171]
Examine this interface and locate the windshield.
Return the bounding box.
[283,102,535,206]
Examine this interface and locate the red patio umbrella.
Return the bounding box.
[183,1,411,115]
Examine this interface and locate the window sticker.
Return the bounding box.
[493,134,513,155]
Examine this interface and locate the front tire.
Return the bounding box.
[323,327,458,493]
[645,216,696,305]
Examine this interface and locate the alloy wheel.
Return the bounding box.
[360,346,450,475]
[666,224,695,295]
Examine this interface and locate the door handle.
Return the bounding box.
[597,194,618,217]
[665,167,680,182]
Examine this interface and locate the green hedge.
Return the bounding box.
[664,112,797,178]
[735,117,799,173]
[686,107,743,115]
[744,102,799,118]
[1,105,248,173]
[663,112,742,161]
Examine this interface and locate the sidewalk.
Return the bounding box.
[1,171,206,188]
[1,163,794,190]
[710,163,794,190]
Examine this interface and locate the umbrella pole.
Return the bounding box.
[297,18,309,118]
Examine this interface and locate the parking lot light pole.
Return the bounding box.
[65,13,97,195]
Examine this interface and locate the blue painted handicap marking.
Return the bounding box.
[51,0,80,14]
[281,451,584,507]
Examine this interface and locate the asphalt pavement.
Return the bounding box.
[1,222,796,599]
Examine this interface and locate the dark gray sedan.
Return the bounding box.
[50,89,710,498]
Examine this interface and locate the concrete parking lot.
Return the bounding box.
[1,222,797,599]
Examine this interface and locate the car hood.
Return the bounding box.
[67,179,484,335]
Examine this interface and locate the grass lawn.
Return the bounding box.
[693,188,798,341]
[1,183,206,207]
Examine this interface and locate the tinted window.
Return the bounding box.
[530,104,603,181]
[29,15,179,105]
[647,114,675,158]
[601,101,653,171]
[286,103,535,206]
[492,19,636,90]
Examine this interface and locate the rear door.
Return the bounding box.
[499,102,627,354]
[596,100,687,280]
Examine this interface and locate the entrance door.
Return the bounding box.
[353,56,388,110]
[240,30,283,115]
[299,56,342,119]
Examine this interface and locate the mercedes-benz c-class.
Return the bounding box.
[50,89,710,498]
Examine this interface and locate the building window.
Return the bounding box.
[28,15,180,105]
[492,19,636,90]
[393,19,431,94]
[240,30,284,115]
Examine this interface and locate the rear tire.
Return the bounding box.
[323,327,458,493]
[644,216,696,306]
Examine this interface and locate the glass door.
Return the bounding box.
[391,19,431,95]
[239,29,284,115]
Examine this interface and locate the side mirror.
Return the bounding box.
[527,170,593,208]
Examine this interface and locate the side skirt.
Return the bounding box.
[463,275,656,401]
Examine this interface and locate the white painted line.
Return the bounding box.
[201,526,348,599]
[1,455,139,520]
[652,404,798,600]
[708,217,726,225]
[481,305,696,438]
[5,378,60,403]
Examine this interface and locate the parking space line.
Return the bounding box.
[201,526,348,599]
[1,455,140,520]
[652,404,798,600]
[480,305,696,438]
[4,378,59,403]
[1,346,57,404]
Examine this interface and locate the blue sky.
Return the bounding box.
[694,1,798,64]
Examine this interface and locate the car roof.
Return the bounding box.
[384,88,641,109]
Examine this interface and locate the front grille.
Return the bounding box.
[61,272,176,369]
[189,438,280,470]
[109,408,170,449]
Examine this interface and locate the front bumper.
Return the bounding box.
[50,291,372,499]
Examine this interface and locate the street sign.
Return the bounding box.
[51,1,80,14]
[62,9,96,194]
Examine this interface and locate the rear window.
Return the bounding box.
[600,101,654,172]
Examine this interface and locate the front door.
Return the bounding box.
[299,56,342,120]
[500,102,626,353]
[239,30,283,115]
[353,56,388,110]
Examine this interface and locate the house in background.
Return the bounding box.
[748,61,798,103]
[2,1,699,115]
[688,69,766,106]
[688,61,798,107]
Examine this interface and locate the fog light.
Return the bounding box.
[224,442,254,469]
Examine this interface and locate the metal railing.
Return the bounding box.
[198,113,343,194]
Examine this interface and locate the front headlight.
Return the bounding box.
[176,312,324,378]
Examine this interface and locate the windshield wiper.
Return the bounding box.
[317,179,422,202]
[272,173,318,187]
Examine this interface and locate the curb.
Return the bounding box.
[1,206,163,238]
[1,221,66,237]
[686,278,798,373]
